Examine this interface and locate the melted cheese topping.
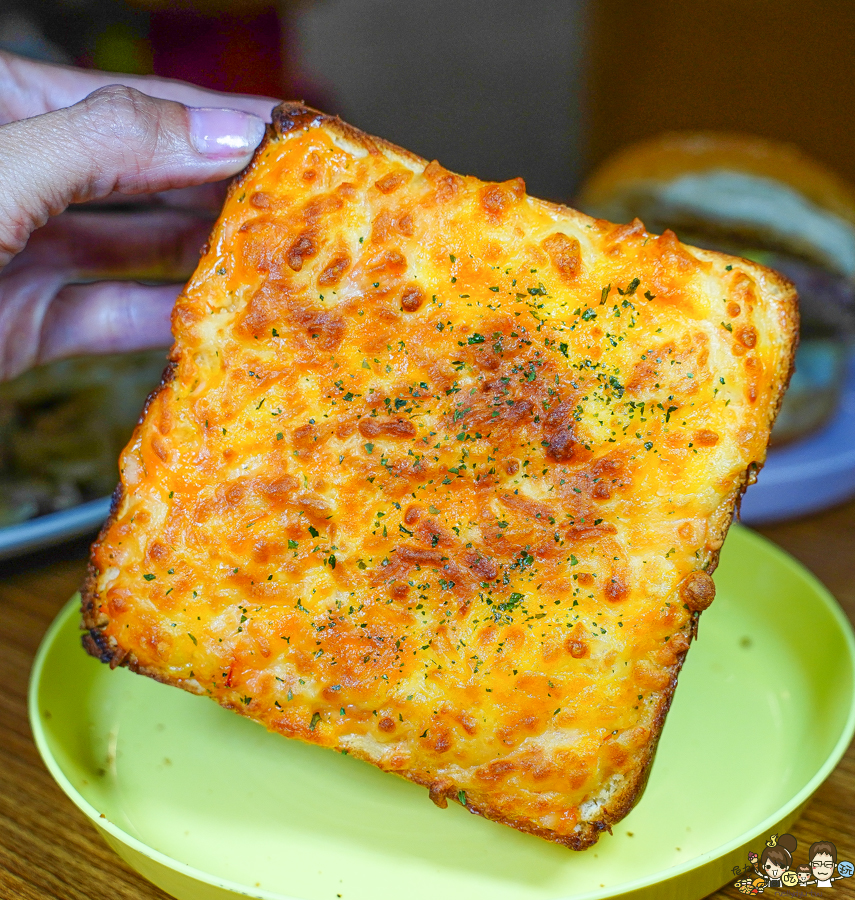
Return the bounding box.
[88,110,795,847]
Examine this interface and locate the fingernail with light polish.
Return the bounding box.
[188,107,266,157]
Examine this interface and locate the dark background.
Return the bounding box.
[587,0,855,196]
[3,0,853,201]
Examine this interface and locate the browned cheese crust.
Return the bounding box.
[81,103,798,849]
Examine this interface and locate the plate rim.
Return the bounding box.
[0,496,111,561]
[28,525,855,900]
[740,353,855,523]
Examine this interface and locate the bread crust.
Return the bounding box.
[80,103,798,850]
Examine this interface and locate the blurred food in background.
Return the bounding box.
[578,132,855,445]
[0,351,167,529]
[588,2,855,197]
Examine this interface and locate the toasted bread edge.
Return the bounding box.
[80,103,800,850]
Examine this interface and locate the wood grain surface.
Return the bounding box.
[0,502,853,900]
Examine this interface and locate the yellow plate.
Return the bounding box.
[29,526,855,900]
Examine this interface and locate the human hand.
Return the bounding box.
[0,50,277,381]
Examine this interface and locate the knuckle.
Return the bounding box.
[73,85,177,193]
[78,85,163,153]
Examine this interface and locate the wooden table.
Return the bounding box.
[1,505,853,900]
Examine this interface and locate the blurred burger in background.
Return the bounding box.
[577,133,855,444]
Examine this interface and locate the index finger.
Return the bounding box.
[0,49,279,125]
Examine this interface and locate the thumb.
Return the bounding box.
[0,84,266,266]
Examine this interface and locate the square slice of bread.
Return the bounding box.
[82,103,797,849]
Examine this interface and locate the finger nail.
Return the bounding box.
[188,107,265,158]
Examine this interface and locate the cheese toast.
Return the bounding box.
[82,103,797,849]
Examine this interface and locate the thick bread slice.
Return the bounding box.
[82,103,798,849]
